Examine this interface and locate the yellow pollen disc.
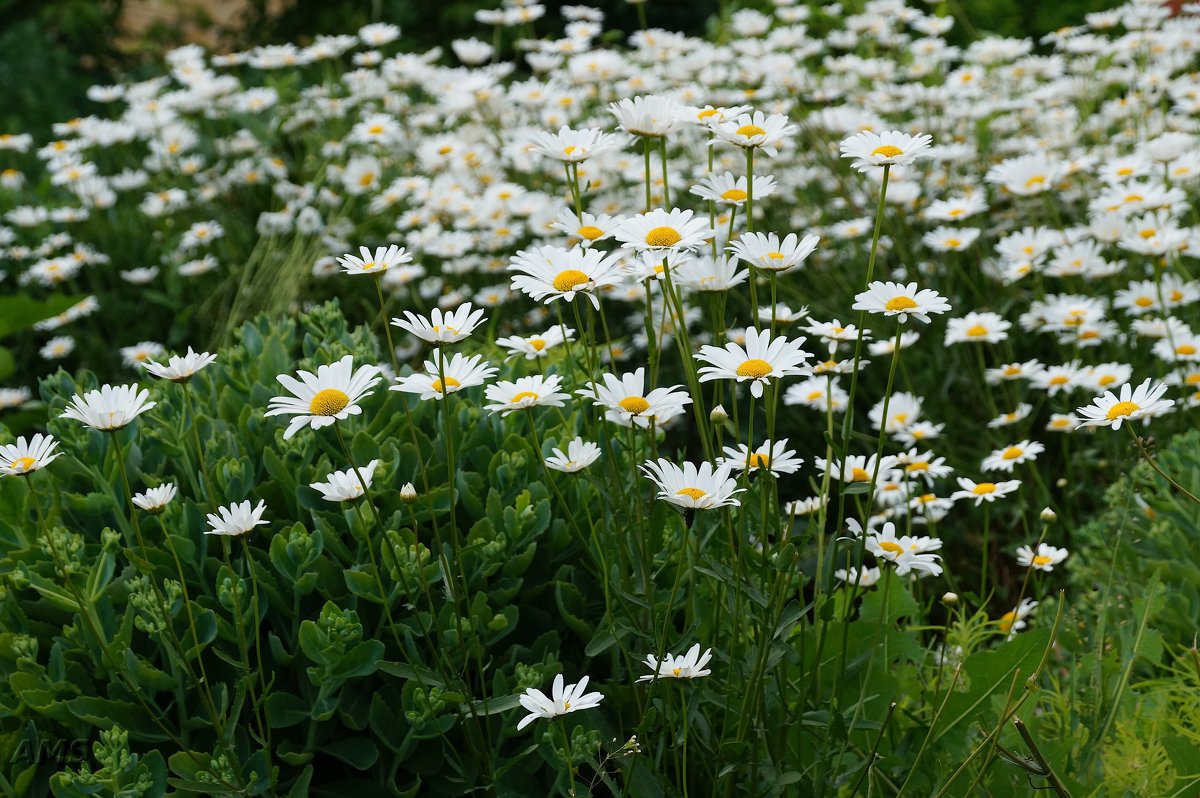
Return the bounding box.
[676,487,707,500]
[894,413,909,423]
[698,109,719,119]
[529,338,546,351]
[871,144,903,158]
[919,493,936,503]
[1080,330,1100,340]
[1186,374,1200,385]
[430,376,461,394]
[577,225,604,240]
[736,124,767,137]
[645,226,682,247]
[999,612,1016,632]
[563,145,577,155]
[720,188,748,202]
[1177,344,1197,355]
[563,701,571,710]
[1116,167,1132,176]
[879,541,904,555]
[10,456,36,473]
[368,124,384,134]
[807,390,822,400]
[969,482,998,496]
[1032,555,1053,566]
[1025,175,1046,188]
[359,172,375,187]
[947,208,964,217]
[906,462,929,472]
[1170,290,1183,302]
[510,391,539,403]
[850,467,871,482]
[361,261,378,271]
[619,396,651,414]
[736,359,772,378]
[552,269,590,292]
[309,388,350,416]
[767,251,785,260]
[885,296,918,311]
[672,667,682,676]
[437,146,453,155]
[1124,193,1144,203]
[966,325,988,337]
[1106,400,1139,420]
[1001,447,1024,460]
[1134,296,1153,307]
[1003,366,1021,376]
[747,452,770,468]
[946,238,962,248]
[1139,228,1157,239]
[1098,375,1116,386]
[1049,376,1069,385]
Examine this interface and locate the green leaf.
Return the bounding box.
[0,346,14,381]
[0,293,85,339]
[320,737,379,769]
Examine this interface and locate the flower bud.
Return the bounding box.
[941,592,959,605]
[1039,507,1057,523]
[400,482,418,502]
[710,404,728,423]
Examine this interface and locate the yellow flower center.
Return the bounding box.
[309,388,350,416]
[9,456,36,473]
[529,338,546,351]
[698,108,719,119]
[871,144,903,158]
[552,269,590,292]
[672,667,683,676]
[1048,375,1069,385]
[999,612,1016,632]
[945,238,962,248]
[577,225,604,240]
[1134,296,1154,307]
[1001,446,1024,460]
[430,376,462,394]
[360,261,379,271]
[1097,375,1116,386]
[1025,175,1046,188]
[879,541,904,555]
[767,251,785,260]
[645,226,682,247]
[619,396,651,414]
[368,124,384,134]
[511,391,539,403]
[563,145,577,155]
[850,467,871,482]
[1106,401,1139,420]
[966,325,988,337]
[947,208,964,217]
[676,487,707,500]
[1032,555,1053,566]
[1125,193,1144,203]
[1177,344,1197,356]
[720,188,748,202]
[737,124,767,137]
[973,482,997,495]
[885,296,918,311]
[1139,228,1157,239]
[358,172,375,187]
[747,452,770,468]
[906,462,929,473]
[563,701,571,710]
[736,359,772,378]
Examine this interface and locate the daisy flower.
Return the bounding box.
[674,255,748,292]
[694,327,812,399]
[61,384,156,431]
[1076,378,1174,429]
[132,483,178,513]
[863,521,944,577]
[552,210,624,247]
[613,208,713,253]
[509,245,625,310]
[205,499,268,537]
[142,347,217,382]
[637,644,713,682]
[1046,413,1080,433]
[640,459,744,510]
[40,336,75,360]
[813,454,898,484]
[483,374,570,416]
[944,312,1011,344]
[689,172,777,207]
[390,352,497,401]
[853,281,951,324]
[712,111,798,156]
[608,95,680,138]
[527,125,627,163]
[982,440,1045,472]
[922,226,981,252]
[337,244,413,275]
[834,566,882,587]
[951,477,1022,505]
[310,460,379,503]
[840,130,934,172]
[727,231,820,273]
[392,301,487,345]
[545,437,602,473]
[121,341,166,369]
[577,368,691,428]
[0,434,61,476]
[986,403,1033,429]
[720,438,804,475]
[1015,543,1069,572]
[495,326,574,360]
[516,673,604,731]
[999,598,1038,638]
[265,355,383,440]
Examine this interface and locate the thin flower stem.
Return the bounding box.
[559,717,578,798]
[238,534,276,792]
[1127,424,1200,504]
[375,275,400,375]
[182,383,219,512]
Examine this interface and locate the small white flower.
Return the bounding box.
[142,347,217,383]
[545,437,602,473]
[310,460,379,503]
[61,384,157,431]
[1014,542,1069,572]
[205,499,268,537]
[637,643,713,682]
[265,356,382,440]
[392,302,487,345]
[132,483,178,513]
[1076,378,1174,430]
[0,434,61,476]
[516,674,604,731]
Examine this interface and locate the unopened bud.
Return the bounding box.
[941,592,959,605]
[1039,507,1057,522]
[710,404,728,423]
[1055,478,1067,488]
[400,482,418,502]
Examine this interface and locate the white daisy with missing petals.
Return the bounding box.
[1015,543,1068,572]
[337,244,412,275]
[640,459,744,510]
[142,347,217,382]
[637,643,713,682]
[545,437,602,473]
[265,355,383,440]
[483,374,570,416]
[727,231,820,273]
[389,351,497,401]
[981,440,1045,473]
[132,483,178,513]
[613,208,714,253]
[853,281,951,324]
[310,460,379,503]
[720,438,804,475]
[0,434,61,476]
[516,673,604,731]
[840,130,933,172]
[495,326,574,360]
[61,384,157,431]
[392,302,486,345]
[951,477,1022,505]
[694,327,812,399]
[205,499,268,537]
[508,245,625,310]
[1076,378,1174,430]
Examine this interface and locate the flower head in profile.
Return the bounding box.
[0,434,61,476]
[392,302,486,345]
[545,437,602,473]
[516,673,604,731]
[1076,378,1174,430]
[206,499,268,537]
[695,327,812,399]
[840,130,933,172]
[527,125,628,163]
[999,598,1038,638]
[713,111,798,156]
[390,351,497,401]
[981,440,1045,473]
[637,644,713,682]
[862,520,944,577]
[495,326,574,360]
[265,355,382,440]
[614,208,714,254]
[1015,542,1068,572]
[132,483,178,513]
[720,438,804,475]
[310,460,379,503]
[608,95,679,138]
[727,231,819,273]
[337,244,412,275]
[951,477,1021,505]
[483,374,570,416]
[61,384,156,431]
[853,281,951,324]
[640,459,744,510]
[142,347,217,382]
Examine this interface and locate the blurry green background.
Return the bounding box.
[0,0,1124,137]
